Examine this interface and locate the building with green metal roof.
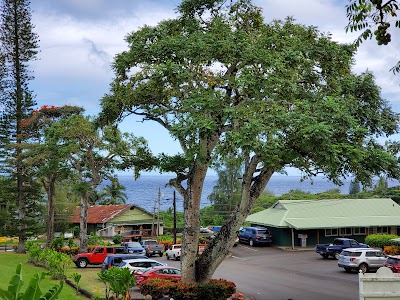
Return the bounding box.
[245,198,400,248]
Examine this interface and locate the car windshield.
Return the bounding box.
[256,229,268,234]
[386,257,400,264]
[125,242,141,248]
[342,251,361,257]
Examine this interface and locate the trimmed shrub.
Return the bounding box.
[139,278,236,300]
[112,234,123,245]
[365,234,399,248]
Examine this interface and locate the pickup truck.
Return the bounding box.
[140,239,164,257]
[315,238,369,259]
[73,245,125,268]
[166,244,181,261]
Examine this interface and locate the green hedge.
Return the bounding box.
[365,234,399,248]
[139,278,236,300]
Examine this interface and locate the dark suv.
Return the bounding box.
[238,226,272,247]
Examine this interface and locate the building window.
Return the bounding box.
[325,228,338,236]
[353,227,366,235]
[376,227,389,234]
[340,228,352,236]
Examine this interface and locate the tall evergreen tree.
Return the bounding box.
[349,178,361,195]
[0,0,39,252]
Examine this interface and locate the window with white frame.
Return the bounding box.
[376,227,389,234]
[325,228,338,236]
[340,228,352,236]
[353,227,366,235]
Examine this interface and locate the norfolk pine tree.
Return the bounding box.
[0,0,39,253]
[99,0,400,282]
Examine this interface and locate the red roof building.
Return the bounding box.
[70,204,163,239]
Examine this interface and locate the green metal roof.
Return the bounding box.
[246,198,400,229]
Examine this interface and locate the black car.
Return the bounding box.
[238,226,272,247]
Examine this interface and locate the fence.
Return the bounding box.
[359,267,400,300]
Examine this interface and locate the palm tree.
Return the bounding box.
[98,177,128,205]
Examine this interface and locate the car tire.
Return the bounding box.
[249,239,254,247]
[344,267,352,273]
[334,251,340,260]
[159,252,163,257]
[174,255,179,261]
[166,254,170,260]
[321,254,329,259]
[359,263,368,273]
[77,258,88,268]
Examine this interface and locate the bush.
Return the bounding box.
[383,245,400,255]
[112,234,123,245]
[139,278,236,300]
[365,234,399,248]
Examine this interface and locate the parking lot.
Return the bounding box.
[155,244,359,300]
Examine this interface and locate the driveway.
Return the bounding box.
[135,245,359,300]
[214,244,358,300]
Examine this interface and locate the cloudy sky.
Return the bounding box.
[28,0,400,160]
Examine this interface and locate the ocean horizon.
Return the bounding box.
[114,174,400,213]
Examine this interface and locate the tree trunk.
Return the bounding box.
[181,165,207,283]
[46,178,56,248]
[17,169,26,253]
[79,195,89,253]
[195,166,274,282]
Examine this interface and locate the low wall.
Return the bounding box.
[359,267,400,300]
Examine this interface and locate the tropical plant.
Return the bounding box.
[98,177,128,205]
[345,0,400,72]
[98,266,136,300]
[0,263,63,300]
[70,272,81,294]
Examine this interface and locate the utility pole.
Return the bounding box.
[173,190,177,244]
[151,194,156,236]
[157,187,161,236]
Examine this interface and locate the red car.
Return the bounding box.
[384,255,400,273]
[135,266,182,285]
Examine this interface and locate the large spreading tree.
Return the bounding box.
[0,0,39,252]
[99,0,400,282]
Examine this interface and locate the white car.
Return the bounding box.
[118,258,164,273]
[166,244,182,261]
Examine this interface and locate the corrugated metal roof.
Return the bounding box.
[70,204,133,224]
[246,198,400,229]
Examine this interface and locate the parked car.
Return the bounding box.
[200,228,215,234]
[337,248,387,273]
[118,258,165,274]
[238,226,272,247]
[316,238,369,259]
[166,244,182,260]
[383,255,400,273]
[135,266,182,285]
[101,254,148,272]
[140,239,164,257]
[73,246,125,268]
[208,226,222,234]
[123,242,146,256]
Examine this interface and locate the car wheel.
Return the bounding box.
[166,254,170,260]
[159,253,163,257]
[321,254,329,259]
[77,258,88,268]
[344,267,352,273]
[249,239,254,247]
[359,263,368,273]
[334,251,340,260]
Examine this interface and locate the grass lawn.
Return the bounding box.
[0,252,105,299]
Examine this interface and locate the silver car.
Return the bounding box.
[338,248,387,273]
